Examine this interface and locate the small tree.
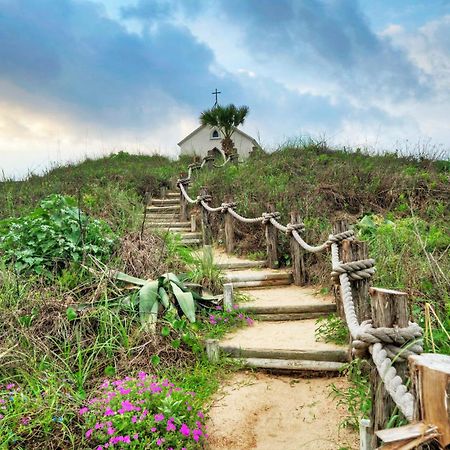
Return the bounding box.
[200,104,249,156]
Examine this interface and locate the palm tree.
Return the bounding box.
[199,104,249,156]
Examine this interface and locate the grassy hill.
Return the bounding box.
[0,143,448,448]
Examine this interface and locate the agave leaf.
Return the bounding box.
[170,282,196,323]
[113,271,147,286]
[158,287,170,309]
[162,272,190,292]
[139,280,159,331]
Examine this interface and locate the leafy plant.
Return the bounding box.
[187,246,224,294]
[0,194,116,275]
[113,271,219,331]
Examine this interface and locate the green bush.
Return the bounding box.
[0,194,117,275]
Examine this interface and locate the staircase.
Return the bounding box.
[215,251,349,373]
[145,190,202,246]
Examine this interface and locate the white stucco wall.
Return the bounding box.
[179,126,256,159]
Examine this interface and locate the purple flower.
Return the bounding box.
[215,305,222,310]
[156,438,165,446]
[85,429,93,439]
[154,413,164,422]
[107,427,115,436]
[166,420,176,432]
[104,408,115,416]
[246,317,254,326]
[180,423,190,436]
[78,407,89,415]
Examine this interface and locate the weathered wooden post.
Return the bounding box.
[370,287,409,448]
[409,353,450,448]
[160,185,167,199]
[264,203,279,269]
[223,283,233,310]
[205,339,219,362]
[190,213,197,232]
[224,194,235,254]
[230,149,239,165]
[332,220,349,319]
[179,175,189,222]
[200,186,213,245]
[290,210,307,286]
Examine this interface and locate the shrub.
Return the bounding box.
[79,374,207,449]
[0,194,117,275]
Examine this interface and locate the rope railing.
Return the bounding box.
[174,153,423,424]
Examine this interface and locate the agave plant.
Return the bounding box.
[112,271,219,332]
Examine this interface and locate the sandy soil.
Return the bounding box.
[207,372,358,450]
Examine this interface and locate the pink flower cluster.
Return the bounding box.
[208,304,254,327]
[79,373,207,449]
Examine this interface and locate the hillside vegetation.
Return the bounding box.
[0,143,449,448]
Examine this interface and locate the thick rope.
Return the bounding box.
[331,241,418,420]
[331,259,376,282]
[178,182,197,204]
[227,208,264,224]
[286,222,306,235]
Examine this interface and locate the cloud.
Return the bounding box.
[0,0,242,130]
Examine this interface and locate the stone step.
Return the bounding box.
[239,358,346,373]
[147,205,180,212]
[216,260,267,270]
[220,345,348,363]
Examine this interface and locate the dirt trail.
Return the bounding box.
[207,372,358,450]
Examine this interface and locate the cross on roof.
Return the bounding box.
[212,88,221,106]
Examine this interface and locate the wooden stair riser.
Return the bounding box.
[151,199,180,206]
[239,357,345,373]
[225,272,292,283]
[239,303,336,315]
[147,205,180,212]
[219,346,349,363]
[231,279,292,289]
[216,261,267,270]
[250,312,333,321]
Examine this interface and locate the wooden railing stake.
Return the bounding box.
[200,186,213,245]
[290,210,307,286]
[224,195,235,254]
[265,203,278,269]
[370,287,409,448]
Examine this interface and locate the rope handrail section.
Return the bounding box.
[175,152,422,422]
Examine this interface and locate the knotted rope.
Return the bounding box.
[331,259,376,282]
[221,202,237,213]
[262,211,281,224]
[286,222,306,235]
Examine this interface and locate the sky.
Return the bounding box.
[1,0,450,178]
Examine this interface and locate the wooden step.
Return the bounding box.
[151,198,179,206]
[225,271,292,283]
[177,232,202,239]
[166,192,179,198]
[239,303,336,321]
[239,358,345,373]
[216,260,267,270]
[219,345,348,363]
[145,215,180,221]
[147,205,180,212]
[181,238,202,245]
[146,221,190,227]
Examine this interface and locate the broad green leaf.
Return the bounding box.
[161,326,170,337]
[139,280,159,331]
[158,287,170,308]
[114,271,147,286]
[171,282,196,323]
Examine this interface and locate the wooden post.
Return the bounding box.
[223,283,233,310]
[265,203,279,269]
[359,418,371,450]
[200,187,213,245]
[205,339,219,362]
[190,213,197,232]
[290,210,307,286]
[224,195,235,254]
[332,220,349,320]
[409,353,450,448]
[352,240,371,323]
[230,149,239,165]
[179,178,189,222]
[370,287,409,448]
[160,185,167,199]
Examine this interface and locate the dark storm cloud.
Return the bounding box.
[0,0,241,127]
